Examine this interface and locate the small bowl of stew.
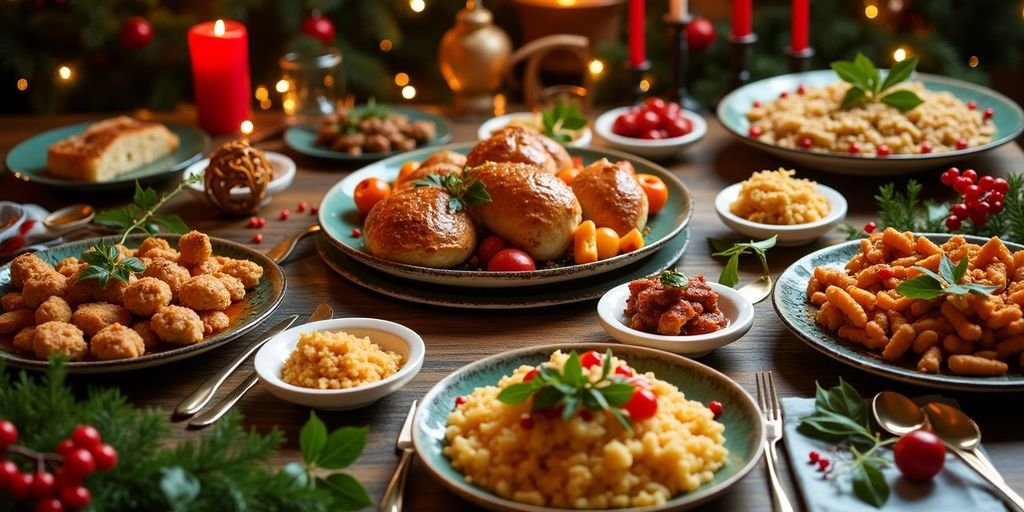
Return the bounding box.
[596,273,754,357]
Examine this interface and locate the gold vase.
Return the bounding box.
[439,1,512,115]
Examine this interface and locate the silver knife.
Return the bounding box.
[175,314,299,417]
[379,400,418,512]
[188,304,334,428]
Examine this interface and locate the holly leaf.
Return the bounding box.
[300,411,327,464]
[318,426,367,470]
[319,473,373,510]
[852,463,889,508]
[880,90,924,112]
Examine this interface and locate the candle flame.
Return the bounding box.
[214,19,225,37]
[401,85,416,100]
[240,120,254,135]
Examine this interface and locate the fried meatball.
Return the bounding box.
[12,326,35,353]
[114,244,137,259]
[35,296,72,324]
[199,311,229,335]
[0,309,35,334]
[189,258,222,276]
[90,323,145,360]
[10,253,52,288]
[146,248,180,262]
[22,271,68,309]
[218,259,263,288]
[133,320,160,350]
[55,257,84,278]
[94,274,135,306]
[178,231,212,266]
[1,292,26,312]
[143,258,191,296]
[178,275,231,311]
[33,321,86,360]
[72,302,132,337]
[150,305,203,345]
[123,277,172,316]
[213,272,245,302]
[137,237,171,257]
[63,269,101,305]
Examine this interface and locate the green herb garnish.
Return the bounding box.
[82,176,200,287]
[831,53,923,112]
[540,98,588,143]
[798,379,895,508]
[659,269,689,289]
[412,169,491,212]
[497,350,637,434]
[294,412,373,510]
[710,235,777,287]
[339,98,390,135]
[896,254,999,300]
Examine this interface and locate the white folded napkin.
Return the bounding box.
[0,202,64,259]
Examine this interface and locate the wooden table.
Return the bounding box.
[2,111,1023,510]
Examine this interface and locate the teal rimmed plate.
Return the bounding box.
[316,227,687,309]
[774,234,1024,391]
[717,70,1024,175]
[0,234,285,374]
[5,121,208,192]
[284,106,452,162]
[318,142,693,288]
[412,343,764,511]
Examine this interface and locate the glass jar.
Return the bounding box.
[278,48,343,125]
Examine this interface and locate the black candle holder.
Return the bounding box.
[626,59,651,104]
[665,15,700,111]
[786,46,815,73]
[728,33,757,91]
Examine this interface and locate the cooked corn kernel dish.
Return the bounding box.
[443,350,727,509]
[746,82,995,156]
[807,228,1024,376]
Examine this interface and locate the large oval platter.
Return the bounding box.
[316,227,688,309]
[0,234,285,374]
[412,343,764,512]
[318,143,692,288]
[718,70,1024,175]
[774,234,1024,391]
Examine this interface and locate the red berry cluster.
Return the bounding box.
[808,450,830,473]
[612,98,693,140]
[0,421,117,511]
[940,167,1009,230]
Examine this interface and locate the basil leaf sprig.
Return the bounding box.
[896,254,999,300]
[831,53,924,112]
[540,98,588,143]
[710,235,777,287]
[293,412,372,509]
[798,379,896,508]
[412,170,491,213]
[497,350,638,434]
[659,269,689,289]
[81,176,200,286]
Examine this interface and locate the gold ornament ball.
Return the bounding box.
[203,139,272,215]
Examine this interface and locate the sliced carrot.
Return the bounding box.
[573,220,598,264]
[619,228,645,253]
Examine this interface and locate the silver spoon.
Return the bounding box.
[874,392,1022,511]
[923,403,1023,497]
[736,275,772,304]
[265,224,320,264]
[43,204,95,232]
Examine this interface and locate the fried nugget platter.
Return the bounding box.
[318,142,693,288]
[0,234,285,373]
[773,232,1024,391]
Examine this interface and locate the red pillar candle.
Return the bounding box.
[188,20,251,135]
[628,0,645,67]
[791,0,810,52]
[731,0,752,38]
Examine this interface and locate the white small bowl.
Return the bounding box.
[182,151,296,206]
[477,112,592,148]
[254,318,425,410]
[593,106,707,160]
[597,280,754,357]
[714,182,848,247]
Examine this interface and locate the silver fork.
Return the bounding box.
[756,371,795,512]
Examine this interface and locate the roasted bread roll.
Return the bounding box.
[465,126,572,175]
[419,150,467,169]
[571,158,649,236]
[395,163,463,190]
[468,162,581,261]
[363,187,477,269]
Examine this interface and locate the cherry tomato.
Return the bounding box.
[397,160,420,183]
[613,366,634,377]
[623,388,658,420]
[637,174,669,215]
[636,110,660,132]
[354,177,392,215]
[523,368,538,382]
[664,117,693,138]
[595,227,620,260]
[662,101,681,120]
[894,429,946,481]
[476,235,510,268]
[613,112,639,137]
[580,350,602,369]
[487,248,536,271]
[640,128,663,140]
[644,97,668,116]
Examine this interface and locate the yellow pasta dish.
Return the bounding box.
[443,350,727,509]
